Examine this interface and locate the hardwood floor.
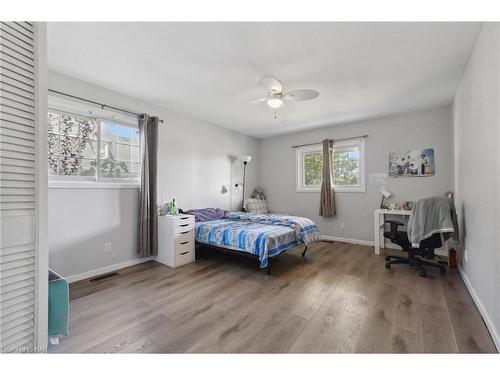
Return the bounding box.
[50,242,497,353]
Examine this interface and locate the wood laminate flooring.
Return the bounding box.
[50,242,497,353]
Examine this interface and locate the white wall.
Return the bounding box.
[453,23,500,349]
[48,71,259,278]
[259,106,454,242]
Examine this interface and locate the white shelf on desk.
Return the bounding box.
[375,208,411,216]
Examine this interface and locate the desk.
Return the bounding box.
[374,208,450,257]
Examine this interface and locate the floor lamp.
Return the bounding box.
[235,155,252,211]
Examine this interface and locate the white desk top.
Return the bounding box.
[374,209,411,215]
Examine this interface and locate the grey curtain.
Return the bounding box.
[138,114,159,257]
[319,139,336,217]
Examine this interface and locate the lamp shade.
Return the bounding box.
[380,186,392,198]
[240,155,252,163]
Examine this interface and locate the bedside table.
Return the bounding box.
[157,214,195,267]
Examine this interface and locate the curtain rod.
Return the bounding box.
[291,134,368,149]
[48,89,164,124]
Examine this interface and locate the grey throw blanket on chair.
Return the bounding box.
[407,196,459,247]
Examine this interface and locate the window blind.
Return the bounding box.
[0,21,37,351]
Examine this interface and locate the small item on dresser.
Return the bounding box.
[164,198,178,215]
[158,195,167,216]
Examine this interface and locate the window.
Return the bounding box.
[296,138,365,193]
[48,109,140,184]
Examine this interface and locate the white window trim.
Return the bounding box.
[48,106,141,188]
[48,180,139,189]
[296,138,366,193]
[296,144,323,193]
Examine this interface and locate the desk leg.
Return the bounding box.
[379,216,385,255]
[374,212,381,255]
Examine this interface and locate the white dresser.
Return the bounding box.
[157,214,196,267]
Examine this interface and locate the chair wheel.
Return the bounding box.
[385,263,391,269]
[419,271,427,278]
[385,256,391,262]
[439,267,446,275]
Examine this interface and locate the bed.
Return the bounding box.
[194,211,321,274]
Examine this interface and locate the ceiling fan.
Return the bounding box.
[248,76,319,110]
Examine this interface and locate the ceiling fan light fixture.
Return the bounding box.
[267,98,283,109]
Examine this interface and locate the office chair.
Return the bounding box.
[383,220,446,277]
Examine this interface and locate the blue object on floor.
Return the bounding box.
[48,269,69,337]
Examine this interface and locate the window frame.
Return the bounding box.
[98,119,141,183]
[47,107,141,188]
[296,138,366,193]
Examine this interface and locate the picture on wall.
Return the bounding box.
[388,148,435,177]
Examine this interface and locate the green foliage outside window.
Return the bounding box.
[48,111,140,180]
[303,153,322,186]
[303,147,360,187]
[332,148,360,186]
[48,113,97,176]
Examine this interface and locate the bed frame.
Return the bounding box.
[195,242,308,275]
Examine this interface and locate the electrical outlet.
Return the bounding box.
[464,249,468,263]
[340,223,345,233]
[105,242,112,253]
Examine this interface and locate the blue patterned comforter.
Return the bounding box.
[195,212,320,268]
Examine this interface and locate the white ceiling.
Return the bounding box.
[47,22,481,138]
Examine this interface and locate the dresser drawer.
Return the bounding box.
[174,229,194,244]
[173,215,194,225]
[176,250,194,266]
[175,240,194,266]
[175,227,194,239]
[174,221,195,234]
[176,244,193,257]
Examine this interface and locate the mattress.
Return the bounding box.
[195,219,298,268]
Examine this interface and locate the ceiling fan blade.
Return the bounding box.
[246,97,267,104]
[261,76,282,93]
[285,89,319,102]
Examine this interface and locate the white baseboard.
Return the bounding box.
[458,266,500,351]
[66,257,154,284]
[320,235,374,247]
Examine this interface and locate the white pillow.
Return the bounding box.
[244,198,269,214]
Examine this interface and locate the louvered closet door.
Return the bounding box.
[0,21,37,351]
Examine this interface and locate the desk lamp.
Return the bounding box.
[380,186,392,209]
